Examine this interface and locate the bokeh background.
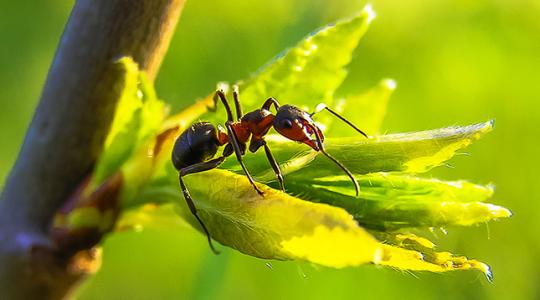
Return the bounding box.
[1,0,539,299]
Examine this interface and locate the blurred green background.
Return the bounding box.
[1,0,539,299]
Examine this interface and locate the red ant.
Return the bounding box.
[172,86,368,253]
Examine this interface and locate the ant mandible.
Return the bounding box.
[172,85,368,254]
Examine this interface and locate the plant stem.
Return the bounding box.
[0,1,184,299]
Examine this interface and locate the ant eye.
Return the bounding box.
[281,119,293,129]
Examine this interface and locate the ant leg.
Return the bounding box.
[262,97,281,111]
[232,85,243,120]
[225,122,264,196]
[262,141,285,192]
[310,124,360,197]
[215,90,234,122]
[178,156,226,254]
[311,103,368,138]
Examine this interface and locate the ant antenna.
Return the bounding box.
[310,124,360,197]
[311,103,368,138]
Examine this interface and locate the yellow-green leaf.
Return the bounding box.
[372,232,493,281]
[138,167,381,267]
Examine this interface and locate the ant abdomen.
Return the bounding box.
[172,122,220,170]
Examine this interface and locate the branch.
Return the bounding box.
[0,1,185,299]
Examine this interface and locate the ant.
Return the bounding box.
[172,85,368,254]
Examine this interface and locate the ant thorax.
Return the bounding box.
[237,109,274,141]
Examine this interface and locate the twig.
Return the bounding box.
[0,1,185,299]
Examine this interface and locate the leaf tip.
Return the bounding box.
[362,4,377,24]
[485,265,494,283]
[488,119,495,129]
[488,204,513,219]
[382,78,397,91]
[471,260,493,283]
[112,56,138,72]
[476,120,494,135]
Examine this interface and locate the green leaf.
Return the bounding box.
[237,5,375,111]
[136,73,167,146]
[284,173,510,230]
[288,120,493,177]
[104,57,141,148]
[91,57,166,190]
[222,121,494,180]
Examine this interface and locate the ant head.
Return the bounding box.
[273,105,324,151]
